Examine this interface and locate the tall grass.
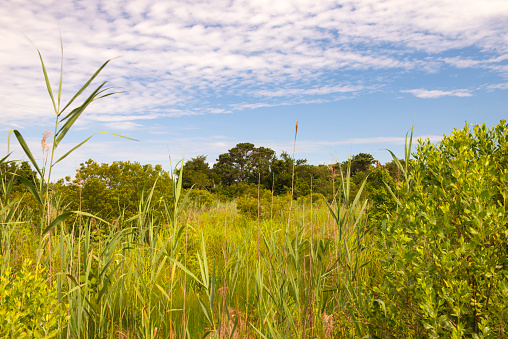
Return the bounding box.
[0,43,377,338]
[1,169,375,337]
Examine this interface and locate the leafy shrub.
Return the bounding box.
[296,192,327,208]
[365,120,508,338]
[186,189,217,208]
[0,259,68,338]
[365,164,397,223]
[236,188,290,219]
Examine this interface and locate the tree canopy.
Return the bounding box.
[213,143,276,186]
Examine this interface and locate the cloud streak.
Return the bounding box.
[402,89,473,98]
[0,0,507,128]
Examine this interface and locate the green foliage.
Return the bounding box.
[213,142,276,186]
[385,158,404,181]
[213,182,257,199]
[180,155,218,190]
[347,152,376,175]
[186,189,217,208]
[366,120,508,338]
[365,164,397,223]
[65,159,173,221]
[236,187,290,219]
[0,161,41,216]
[294,164,334,199]
[296,192,327,208]
[0,161,38,191]
[270,151,308,195]
[0,259,68,338]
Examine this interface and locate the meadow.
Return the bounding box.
[0,49,506,338]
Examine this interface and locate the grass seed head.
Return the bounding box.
[41,130,51,157]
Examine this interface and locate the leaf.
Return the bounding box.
[383,181,402,207]
[198,297,214,326]
[34,48,57,114]
[53,132,137,166]
[42,211,73,235]
[17,175,42,205]
[72,210,112,227]
[155,284,171,302]
[168,257,203,287]
[54,83,108,147]
[0,195,21,217]
[228,317,239,339]
[0,152,11,165]
[8,130,43,178]
[383,148,406,178]
[59,58,116,115]
[374,299,387,317]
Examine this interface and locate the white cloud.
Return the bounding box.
[487,83,508,90]
[103,121,142,131]
[402,89,473,98]
[0,0,507,127]
[442,54,508,71]
[254,84,363,97]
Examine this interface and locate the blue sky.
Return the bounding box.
[1,0,507,179]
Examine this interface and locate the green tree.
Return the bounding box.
[0,161,41,215]
[294,164,334,199]
[385,158,403,181]
[213,143,276,186]
[348,152,376,175]
[271,151,307,195]
[181,155,218,190]
[364,164,397,223]
[0,161,38,197]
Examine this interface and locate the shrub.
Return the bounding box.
[186,189,217,208]
[0,259,68,338]
[296,192,327,208]
[365,164,397,223]
[236,189,290,219]
[365,120,508,338]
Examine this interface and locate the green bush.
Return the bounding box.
[365,164,397,223]
[365,120,508,338]
[296,192,327,208]
[236,189,290,219]
[0,259,68,338]
[186,189,217,208]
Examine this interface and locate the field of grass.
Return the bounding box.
[1,182,375,338]
[1,47,506,338]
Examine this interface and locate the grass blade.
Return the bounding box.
[53,132,138,166]
[17,175,42,205]
[59,59,115,114]
[54,83,108,147]
[8,130,43,178]
[42,211,73,235]
[35,49,57,114]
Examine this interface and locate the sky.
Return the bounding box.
[1,0,507,179]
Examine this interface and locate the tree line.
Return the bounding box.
[1,142,402,221]
[181,142,401,196]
